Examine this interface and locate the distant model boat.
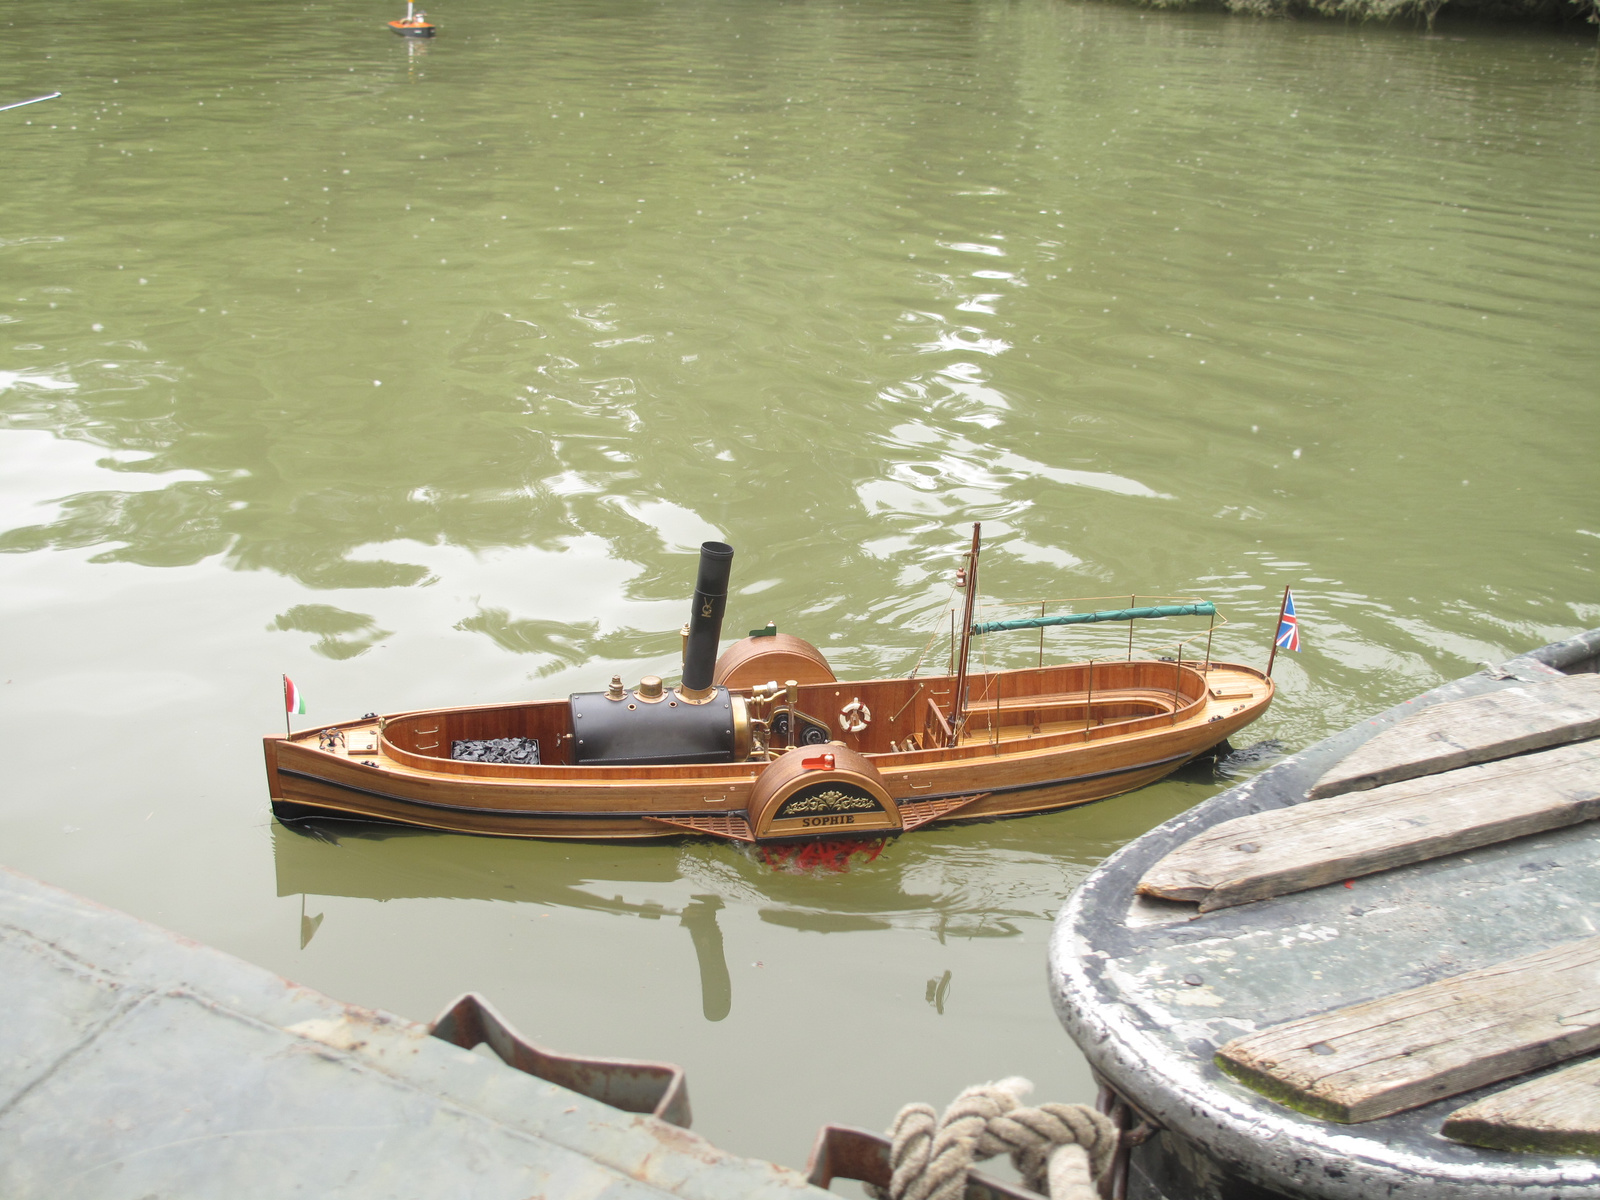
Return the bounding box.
[388,2,434,36]
[265,529,1274,843]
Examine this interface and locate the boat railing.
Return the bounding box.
[923,695,954,747]
[968,594,1226,668]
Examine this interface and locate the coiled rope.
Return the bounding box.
[865,1077,1118,1200]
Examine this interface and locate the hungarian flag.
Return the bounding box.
[284,675,307,715]
[1276,591,1301,653]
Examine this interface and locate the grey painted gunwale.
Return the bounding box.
[1049,628,1600,1200]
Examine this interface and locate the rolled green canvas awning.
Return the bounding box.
[971,602,1216,637]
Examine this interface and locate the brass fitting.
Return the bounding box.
[636,675,666,703]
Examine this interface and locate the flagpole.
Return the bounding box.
[283,674,292,738]
[1266,585,1290,678]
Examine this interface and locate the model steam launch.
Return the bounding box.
[387,1,435,36]
[264,532,1274,842]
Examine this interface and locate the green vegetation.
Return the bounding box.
[1129,0,1598,31]
[1214,1056,1353,1124]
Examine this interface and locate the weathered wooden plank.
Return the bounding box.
[1139,740,1600,910]
[1441,1056,1600,1155]
[1309,673,1600,800]
[1215,936,1600,1123]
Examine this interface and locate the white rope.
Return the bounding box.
[866,1078,1118,1200]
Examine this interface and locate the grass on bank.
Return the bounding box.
[1127,0,1599,32]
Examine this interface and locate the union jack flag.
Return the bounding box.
[1276,591,1301,652]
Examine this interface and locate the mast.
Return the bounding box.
[948,523,981,747]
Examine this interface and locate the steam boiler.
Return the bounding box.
[568,541,752,767]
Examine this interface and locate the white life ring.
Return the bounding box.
[839,698,871,734]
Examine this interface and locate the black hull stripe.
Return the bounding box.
[279,770,725,821]
[277,748,1196,822]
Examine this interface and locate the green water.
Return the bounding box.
[2,0,1596,1169]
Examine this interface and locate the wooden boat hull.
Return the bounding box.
[265,659,1272,842]
[388,20,435,36]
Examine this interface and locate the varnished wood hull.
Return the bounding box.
[265,659,1273,842]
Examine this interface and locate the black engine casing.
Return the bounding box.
[569,686,745,766]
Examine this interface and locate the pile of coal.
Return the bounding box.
[450,737,541,765]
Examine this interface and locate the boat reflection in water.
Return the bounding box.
[273,819,736,1021]
[755,838,888,873]
[677,894,730,1022]
[269,797,1131,1025]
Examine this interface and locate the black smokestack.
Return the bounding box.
[681,541,734,695]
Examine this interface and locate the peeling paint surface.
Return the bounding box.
[0,868,826,1200]
[1052,638,1600,1199]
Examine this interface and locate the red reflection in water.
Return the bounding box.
[756,838,888,874]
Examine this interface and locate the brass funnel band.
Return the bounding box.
[675,683,716,704]
[731,694,751,760]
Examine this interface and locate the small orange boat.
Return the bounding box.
[388,2,434,36]
[265,529,1274,843]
